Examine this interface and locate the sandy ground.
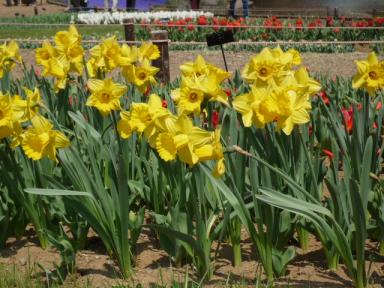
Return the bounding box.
[1,228,383,287]
[14,49,372,82]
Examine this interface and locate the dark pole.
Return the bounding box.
[126,0,135,11]
[220,45,228,72]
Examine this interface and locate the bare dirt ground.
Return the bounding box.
[0,1,65,18]
[1,228,383,287]
[15,49,372,82]
[168,51,369,80]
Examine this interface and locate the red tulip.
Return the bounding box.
[341,107,353,133]
[225,88,231,97]
[322,149,334,158]
[319,91,329,105]
[198,16,207,25]
[212,111,219,128]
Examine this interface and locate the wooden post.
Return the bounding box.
[151,30,170,84]
[334,7,339,19]
[123,18,135,43]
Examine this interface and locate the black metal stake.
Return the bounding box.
[220,45,228,72]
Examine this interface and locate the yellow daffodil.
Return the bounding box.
[22,115,70,161]
[267,86,311,135]
[352,52,384,95]
[11,87,44,122]
[123,59,159,93]
[233,86,270,128]
[213,158,226,177]
[242,47,283,86]
[35,26,84,90]
[87,36,122,77]
[54,24,81,49]
[172,85,205,115]
[119,44,138,66]
[0,41,22,78]
[36,40,58,70]
[86,78,127,116]
[138,42,160,61]
[117,111,133,139]
[292,67,321,96]
[129,94,170,137]
[180,55,230,81]
[0,93,14,139]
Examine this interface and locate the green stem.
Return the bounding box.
[111,112,132,278]
[230,217,242,267]
[326,252,339,271]
[380,240,384,256]
[297,227,310,252]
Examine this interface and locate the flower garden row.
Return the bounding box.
[2,13,384,52]
[0,26,384,287]
[134,15,384,43]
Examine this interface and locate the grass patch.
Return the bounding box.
[0,26,124,40]
[0,263,93,288]
[0,13,74,24]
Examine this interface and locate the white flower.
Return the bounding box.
[76,10,213,25]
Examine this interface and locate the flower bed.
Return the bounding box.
[133,15,384,43]
[75,10,214,24]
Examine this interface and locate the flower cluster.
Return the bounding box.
[352,52,384,95]
[76,11,213,25]
[0,89,69,161]
[35,25,84,90]
[233,47,321,135]
[171,55,230,115]
[117,94,225,176]
[0,41,22,79]
[87,37,159,93]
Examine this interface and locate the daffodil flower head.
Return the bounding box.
[233,86,269,128]
[86,78,127,116]
[91,36,122,72]
[138,42,160,61]
[117,111,133,139]
[180,55,230,81]
[176,85,205,115]
[242,47,283,86]
[11,88,44,122]
[124,59,159,93]
[271,86,311,135]
[0,41,22,78]
[0,92,14,139]
[352,52,384,95]
[22,115,70,162]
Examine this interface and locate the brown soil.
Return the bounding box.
[0,1,65,18]
[14,49,373,82]
[1,228,383,287]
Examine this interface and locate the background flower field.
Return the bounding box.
[0,7,384,288]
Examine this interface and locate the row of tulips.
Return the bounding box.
[0,25,384,287]
[133,15,384,43]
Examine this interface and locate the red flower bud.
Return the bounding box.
[212,110,219,128]
[322,149,334,158]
